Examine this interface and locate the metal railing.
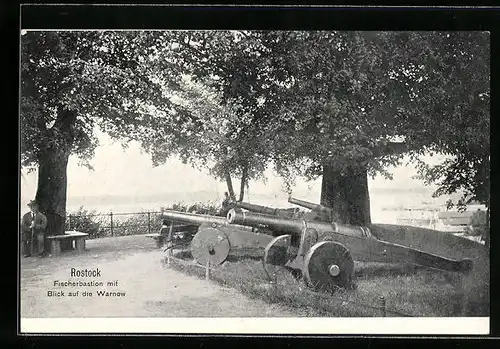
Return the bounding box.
[65,211,164,238]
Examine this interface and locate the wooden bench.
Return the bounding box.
[145,224,198,248]
[46,231,89,257]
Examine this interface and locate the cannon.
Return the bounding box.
[226,209,473,292]
[162,210,227,227]
[233,201,303,238]
[234,201,300,219]
[288,196,334,222]
[162,210,275,267]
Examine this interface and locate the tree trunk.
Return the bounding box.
[35,106,76,238]
[239,163,248,202]
[35,146,70,236]
[224,171,237,201]
[320,163,371,225]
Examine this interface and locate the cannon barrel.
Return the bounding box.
[226,209,368,238]
[234,201,298,217]
[162,210,227,226]
[288,196,332,213]
[234,201,282,215]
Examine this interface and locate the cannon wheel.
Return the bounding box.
[190,227,230,266]
[302,241,355,292]
[262,235,294,281]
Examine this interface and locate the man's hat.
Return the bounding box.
[27,200,39,208]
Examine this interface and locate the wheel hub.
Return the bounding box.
[190,228,230,266]
[328,264,340,277]
[207,244,215,255]
[302,241,355,291]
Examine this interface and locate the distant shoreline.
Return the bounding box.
[20,186,471,218]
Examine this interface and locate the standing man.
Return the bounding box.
[21,200,48,257]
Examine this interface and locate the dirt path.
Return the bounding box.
[20,235,300,317]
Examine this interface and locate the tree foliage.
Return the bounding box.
[244,31,489,207]
[20,31,178,231]
[399,32,490,208]
[134,30,489,209]
[262,32,407,184]
[21,31,174,170]
[136,31,291,200]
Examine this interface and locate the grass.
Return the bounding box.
[167,247,489,317]
[354,262,489,317]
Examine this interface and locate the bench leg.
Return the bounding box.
[75,238,86,253]
[156,236,164,248]
[51,240,61,257]
[60,239,71,252]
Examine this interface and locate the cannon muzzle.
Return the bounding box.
[162,210,227,226]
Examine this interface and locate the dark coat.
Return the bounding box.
[21,211,48,235]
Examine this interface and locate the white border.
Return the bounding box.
[21,317,489,335]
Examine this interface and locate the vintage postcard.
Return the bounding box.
[18,5,490,336]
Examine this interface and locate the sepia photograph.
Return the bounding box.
[18,11,490,335]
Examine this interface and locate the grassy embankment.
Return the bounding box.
[167,247,489,318]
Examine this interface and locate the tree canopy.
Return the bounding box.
[21,31,173,170]
[20,31,177,231]
[143,30,490,212]
[136,31,293,200]
[20,30,490,232]
[224,31,489,209]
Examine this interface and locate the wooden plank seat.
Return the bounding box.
[46,231,89,257]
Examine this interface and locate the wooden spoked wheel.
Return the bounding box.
[262,234,295,281]
[190,227,230,266]
[302,241,355,292]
